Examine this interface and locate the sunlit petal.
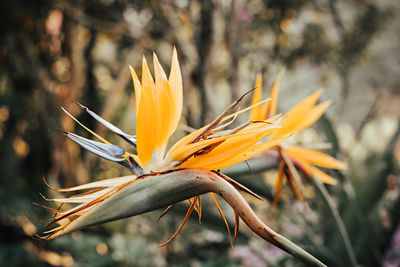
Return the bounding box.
[310,166,338,185]
[249,73,263,121]
[262,69,285,119]
[168,47,183,137]
[271,90,322,138]
[285,146,346,169]
[180,126,281,170]
[153,53,174,154]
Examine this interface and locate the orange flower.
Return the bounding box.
[38,48,287,245]
[249,71,345,206]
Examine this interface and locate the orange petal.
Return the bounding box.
[168,47,183,137]
[287,152,338,185]
[153,53,174,153]
[210,193,233,248]
[129,65,142,114]
[180,126,277,170]
[285,146,345,169]
[134,58,160,168]
[310,166,338,185]
[271,90,322,138]
[249,73,263,121]
[141,56,155,88]
[158,204,174,222]
[158,198,196,247]
[292,101,330,134]
[204,136,288,170]
[166,125,208,158]
[262,69,285,118]
[136,86,158,167]
[197,196,202,224]
[234,210,239,241]
[169,135,227,164]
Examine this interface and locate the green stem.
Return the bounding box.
[313,176,358,266]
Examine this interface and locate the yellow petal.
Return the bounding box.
[310,166,338,185]
[169,136,226,162]
[153,53,174,153]
[129,65,142,114]
[171,123,277,162]
[271,90,322,138]
[292,101,330,134]
[136,92,156,167]
[171,126,258,162]
[153,52,168,81]
[168,47,183,137]
[135,58,160,168]
[167,99,275,161]
[158,198,196,247]
[210,193,233,248]
[285,146,345,169]
[249,73,263,121]
[61,108,110,145]
[286,149,338,185]
[180,126,279,170]
[166,125,208,159]
[141,56,155,88]
[180,131,265,169]
[262,69,285,118]
[207,136,288,170]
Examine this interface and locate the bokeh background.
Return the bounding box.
[1,0,400,266]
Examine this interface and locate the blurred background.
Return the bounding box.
[0,0,399,266]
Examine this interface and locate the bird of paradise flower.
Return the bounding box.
[36,48,329,266]
[38,48,285,241]
[249,72,345,206]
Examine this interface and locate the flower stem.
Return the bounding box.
[46,169,326,266]
[209,173,326,267]
[312,176,358,266]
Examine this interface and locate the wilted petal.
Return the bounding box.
[45,169,215,239]
[43,175,136,192]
